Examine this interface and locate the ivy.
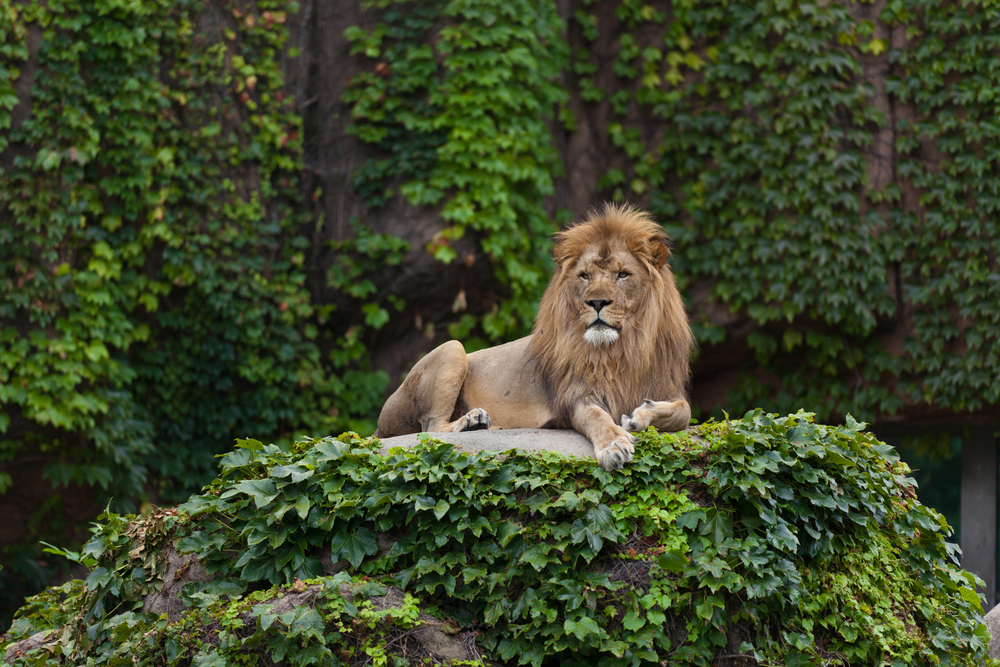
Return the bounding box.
[887,0,1000,411]
[0,0,404,620]
[5,573,454,667]
[560,0,999,419]
[0,1,26,159]
[341,0,1000,420]
[343,0,570,338]
[569,0,894,418]
[0,0,403,497]
[1,413,992,665]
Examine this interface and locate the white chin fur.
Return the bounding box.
[584,326,619,347]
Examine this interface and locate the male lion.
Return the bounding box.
[374,204,695,470]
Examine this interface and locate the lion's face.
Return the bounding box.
[566,244,650,348]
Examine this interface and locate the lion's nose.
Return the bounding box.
[587,299,612,313]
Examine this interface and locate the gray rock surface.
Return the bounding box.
[3,630,59,664]
[358,585,480,662]
[141,547,213,620]
[986,603,1000,659]
[378,428,595,459]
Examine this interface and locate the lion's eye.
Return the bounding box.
[579,272,589,280]
[617,271,629,279]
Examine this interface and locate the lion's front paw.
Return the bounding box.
[596,435,634,471]
[621,398,657,432]
[457,408,491,432]
[621,414,643,432]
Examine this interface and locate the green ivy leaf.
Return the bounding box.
[699,508,732,543]
[230,479,280,508]
[656,548,688,574]
[330,526,379,568]
[622,610,646,631]
[570,504,618,552]
[563,615,601,640]
[766,523,799,552]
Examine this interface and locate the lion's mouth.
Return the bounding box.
[584,320,620,346]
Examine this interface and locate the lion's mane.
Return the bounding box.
[529,204,694,427]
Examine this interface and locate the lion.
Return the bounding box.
[374,204,695,470]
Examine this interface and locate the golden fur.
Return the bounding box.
[375,203,695,470]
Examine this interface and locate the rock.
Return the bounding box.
[3,580,481,666]
[5,417,987,666]
[378,427,595,459]
[348,585,481,662]
[141,547,213,620]
[246,583,482,663]
[378,426,703,463]
[986,604,1000,659]
[2,630,59,664]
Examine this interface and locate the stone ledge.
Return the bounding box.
[377,428,595,459]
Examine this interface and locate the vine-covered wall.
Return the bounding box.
[340,0,999,423]
[573,0,1000,419]
[0,0,406,615]
[1,0,998,629]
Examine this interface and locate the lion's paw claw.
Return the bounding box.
[597,435,634,471]
[458,408,491,432]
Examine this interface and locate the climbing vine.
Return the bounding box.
[559,0,999,419]
[343,0,570,339]
[344,0,998,419]
[887,0,1000,412]
[0,0,403,619]
[569,0,901,417]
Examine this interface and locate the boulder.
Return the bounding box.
[141,548,213,620]
[2,631,58,665]
[986,603,1000,659]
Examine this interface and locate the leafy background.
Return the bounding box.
[1,0,998,631]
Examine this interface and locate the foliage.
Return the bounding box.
[561,0,1000,419]
[887,1,1000,411]
[342,0,1000,419]
[606,0,897,417]
[343,0,570,338]
[4,0,999,638]
[0,0,395,495]
[4,573,468,667]
[0,0,406,627]
[2,413,992,665]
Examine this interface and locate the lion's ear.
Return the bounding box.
[649,233,671,269]
[553,235,570,266]
[553,230,583,267]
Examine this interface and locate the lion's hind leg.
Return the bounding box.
[621,399,691,434]
[375,340,493,437]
